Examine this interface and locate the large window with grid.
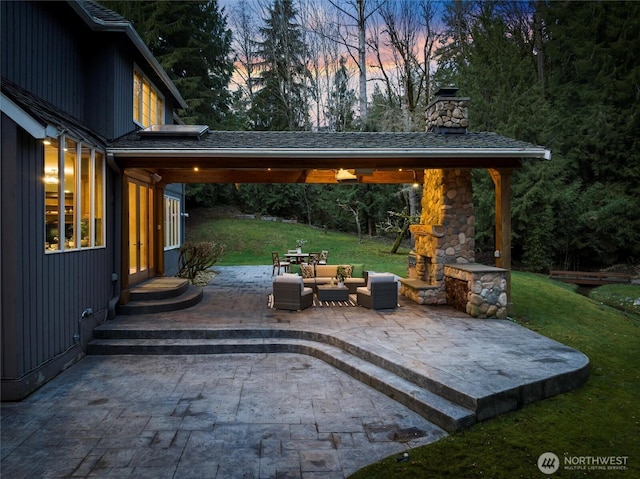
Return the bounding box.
[164,196,181,250]
[44,137,105,252]
[133,70,164,127]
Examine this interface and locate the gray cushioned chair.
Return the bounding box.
[356,273,398,310]
[273,275,314,311]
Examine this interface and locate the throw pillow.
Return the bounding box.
[338,264,353,278]
[351,264,364,278]
[301,264,315,279]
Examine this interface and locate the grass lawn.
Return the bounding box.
[186,213,412,276]
[186,213,640,477]
[350,273,639,478]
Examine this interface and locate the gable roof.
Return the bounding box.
[69,0,187,109]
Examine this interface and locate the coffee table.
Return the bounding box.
[317,284,350,302]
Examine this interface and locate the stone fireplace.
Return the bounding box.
[398,87,508,318]
[400,168,508,318]
[400,169,475,305]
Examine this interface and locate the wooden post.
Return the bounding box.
[120,173,130,303]
[154,182,165,276]
[489,169,513,314]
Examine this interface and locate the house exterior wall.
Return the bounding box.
[1,1,181,140]
[1,1,185,400]
[1,116,116,399]
[1,1,86,119]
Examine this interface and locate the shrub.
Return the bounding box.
[177,241,225,281]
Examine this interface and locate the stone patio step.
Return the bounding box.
[129,277,190,301]
[87,336,476,433]
[116,284,203,315]
[91,327,479,413]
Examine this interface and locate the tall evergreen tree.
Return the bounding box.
[326,56,356,131]
[541,0,640,266]
[437,0,640,269]
[250,0,311,130]
[100,0,234,128]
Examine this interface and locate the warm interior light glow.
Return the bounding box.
[193,167,199,172]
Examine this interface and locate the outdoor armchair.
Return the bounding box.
[273,274,314,310]
[356,273,398,310]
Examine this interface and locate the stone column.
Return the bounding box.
[408,169,475,304]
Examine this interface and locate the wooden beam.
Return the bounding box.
[489,168,513,313]
[155,169,425,184]
[116,155,523,171]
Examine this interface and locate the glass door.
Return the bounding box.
[128,179,154,285]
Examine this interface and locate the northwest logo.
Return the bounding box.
[538,452,560,475]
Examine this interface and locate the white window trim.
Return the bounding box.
[164,195,181,251]
[45,135,106,253]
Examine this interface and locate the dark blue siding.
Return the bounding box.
[1,119,115,380]
[2,2,85,120]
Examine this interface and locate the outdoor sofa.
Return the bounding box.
[291,263,366,294]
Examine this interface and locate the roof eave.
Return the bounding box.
[107,147,552,160]
[0,92,61,139]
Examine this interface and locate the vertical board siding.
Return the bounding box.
[113,49,136,138]
[2,127,114,378]
[2,2,88,123]
[1,116,22,378]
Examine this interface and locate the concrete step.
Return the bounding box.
[129,277,191,301]
[87,336,476,433]
[92,327,478,412]
[116,285,203,315]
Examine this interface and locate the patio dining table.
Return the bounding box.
[285,252,310,264]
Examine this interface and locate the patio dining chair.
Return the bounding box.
[272,252,291,276]
[318,250,329,264]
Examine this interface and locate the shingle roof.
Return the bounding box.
[109,129,550,159]
[77,0,128,23]
[1,77,108,147]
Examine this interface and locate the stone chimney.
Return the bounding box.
[425,87,469,134]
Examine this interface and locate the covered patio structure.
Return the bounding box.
[109,91,551,317]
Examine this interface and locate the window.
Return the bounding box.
[44,136,105,252]
[134,70,164,127]
[164,196,181,250]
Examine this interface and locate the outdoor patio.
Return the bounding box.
[1,265,590,479]
[92,265,590,431]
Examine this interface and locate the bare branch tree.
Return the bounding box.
[327,0,383,126]
[301,0,342,129]
[336,198,363,243]
[230,0,261,106]
[375,0,441,131]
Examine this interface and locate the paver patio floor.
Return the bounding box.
[1,266,589,478]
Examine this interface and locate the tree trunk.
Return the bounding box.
[390,220,410,254]
[357,0,367,122]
